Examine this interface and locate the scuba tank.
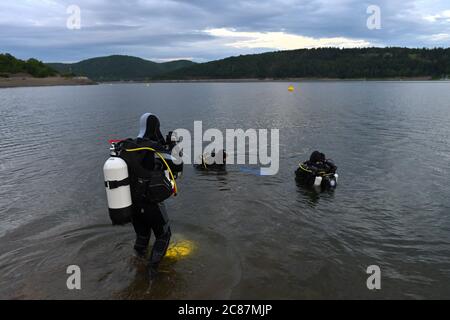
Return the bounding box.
[103,138,183,225]
[314,176,323,187]
[103,144,133,225]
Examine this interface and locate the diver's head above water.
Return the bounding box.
[137,113,165,143]
[309,151,325,164]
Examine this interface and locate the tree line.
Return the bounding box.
[0,53,57,78]
[160,47,450,80]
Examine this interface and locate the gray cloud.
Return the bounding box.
[0,0,449,62]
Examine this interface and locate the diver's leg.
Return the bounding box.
[148,203,171,279]
[131,206,152,257]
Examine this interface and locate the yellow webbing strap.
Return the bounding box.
[299,163,334,177]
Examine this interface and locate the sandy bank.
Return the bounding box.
[0,75,97,88]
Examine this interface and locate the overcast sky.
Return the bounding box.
[1,0,449,63]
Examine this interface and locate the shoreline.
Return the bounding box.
[102,76,445,84]
[2,76,448,88]
[0,76,97,89]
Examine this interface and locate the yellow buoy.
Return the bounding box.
[165,240,196,260]
[288,85,295,92]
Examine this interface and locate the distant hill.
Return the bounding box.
[47,55,196,81]
[43,48,450,81]
[161,47,450,80]
[0,53,57,78]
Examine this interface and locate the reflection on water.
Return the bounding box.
[1,82,450,299]
[295,181,336,207]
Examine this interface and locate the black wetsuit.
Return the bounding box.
[132,202,171,276]
[131,113,172,278]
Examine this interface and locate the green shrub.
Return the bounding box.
[0,53,58,77]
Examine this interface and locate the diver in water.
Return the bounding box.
[131,113,172,280]
[196,149,227,170]
[305,151,336,173]
[296,151,338,189]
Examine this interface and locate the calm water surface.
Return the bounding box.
[0,82,449,299]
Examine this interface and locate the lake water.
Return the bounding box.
[0,82,450,299]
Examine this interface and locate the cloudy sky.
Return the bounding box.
[0,0,449,63]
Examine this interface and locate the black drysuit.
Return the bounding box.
[132,113,171,278]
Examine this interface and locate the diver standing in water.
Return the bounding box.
[131,113,172,281]
[104,113,183,284]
